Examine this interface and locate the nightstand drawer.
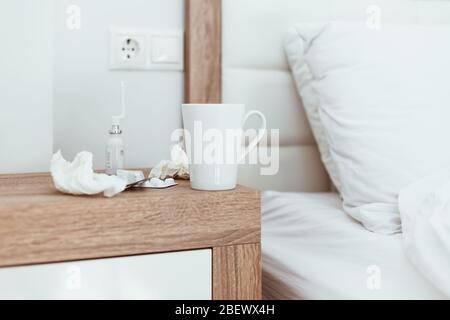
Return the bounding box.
[0,249,211,300]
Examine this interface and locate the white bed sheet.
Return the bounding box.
[262,191,445,300]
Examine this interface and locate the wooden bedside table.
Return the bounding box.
[0,172,261,300]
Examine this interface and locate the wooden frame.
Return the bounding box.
[213,244,261,300]
[185,0,262,299]
[185,0,222,103]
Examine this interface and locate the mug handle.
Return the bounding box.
[239,110,267,162]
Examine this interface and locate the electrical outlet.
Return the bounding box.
[110,28,147,70]
[121,38,140,61]
[109,27,183,71]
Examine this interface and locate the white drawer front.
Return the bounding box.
[0,249,211,300]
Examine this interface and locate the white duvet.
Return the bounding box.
[399,168,450,297]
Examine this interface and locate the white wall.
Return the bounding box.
[4,0,450,174]
[0,0,54,173]
[53,0,184,169]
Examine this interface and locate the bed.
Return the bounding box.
[184,0,450,299]
[262,192,444,299]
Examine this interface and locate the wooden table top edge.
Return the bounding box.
[0,171,261,268]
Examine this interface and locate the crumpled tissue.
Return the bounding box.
[51,151,126,198]
[149,144,189,180]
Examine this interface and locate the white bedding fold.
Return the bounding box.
[262,192,444,299]
[399,168,450,297]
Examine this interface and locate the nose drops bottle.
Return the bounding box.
[106,81,126,175]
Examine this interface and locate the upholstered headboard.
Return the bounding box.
[185,0,450,192]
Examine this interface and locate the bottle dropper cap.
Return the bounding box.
[110,81,126,134]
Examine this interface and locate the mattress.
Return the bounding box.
[262,192,445,299]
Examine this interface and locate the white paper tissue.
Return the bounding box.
[51,151,126,198]
[149,144,189,180]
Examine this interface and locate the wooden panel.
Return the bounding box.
[185,0,222,103]
[212,243,262,300]
[0,173,260,268]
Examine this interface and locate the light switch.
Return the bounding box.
[149,31,183,70]
[151,35,180,64]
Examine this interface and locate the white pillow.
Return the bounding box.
[284,22,450,234]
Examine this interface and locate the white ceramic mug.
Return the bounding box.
[182,104,266,191]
